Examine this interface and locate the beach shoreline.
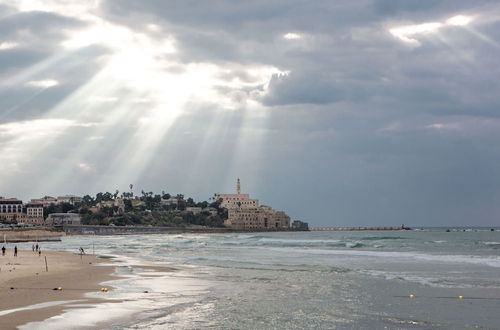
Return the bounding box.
[0,250,116,329]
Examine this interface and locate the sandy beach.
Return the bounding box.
[0,249,115,329]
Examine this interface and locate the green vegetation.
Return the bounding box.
[66,190,226,228]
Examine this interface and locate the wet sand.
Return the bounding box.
[0,250,115,329]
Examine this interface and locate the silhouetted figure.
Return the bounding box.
[2,246,5,256]
[32,244,35,252]
[35,244,39,252]
[14,246,17,257]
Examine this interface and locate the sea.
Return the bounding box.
[13,228,500,329]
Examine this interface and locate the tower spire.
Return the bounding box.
[237,178,241,195]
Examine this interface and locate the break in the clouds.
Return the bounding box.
[1,0,500,227]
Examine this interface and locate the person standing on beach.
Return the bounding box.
[2,246,5,256]
[35,244,38,252]
[14,246,17,257]
[32,244,35,252]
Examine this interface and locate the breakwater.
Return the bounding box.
[311,226,410,231]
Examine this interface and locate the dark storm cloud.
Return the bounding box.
[99,0,500,112]
[82,0,500,225]
[2,0,500,226]
[262,72,349,105]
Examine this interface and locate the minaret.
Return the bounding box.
[237,178,241,195]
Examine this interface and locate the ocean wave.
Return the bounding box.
[263,247,500,268]
[359,270,457,287]
[345,242,363,248]
[185,257,351,273]
[357,270,496,288]
[360,236,406,240]
[256,238,364,248]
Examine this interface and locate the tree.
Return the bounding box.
[124,199,133,212]
[82,195,94,206]
[197,201,209,209]
[60,202,74,213]
[103,192,113,201]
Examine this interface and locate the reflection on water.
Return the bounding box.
[16,229,500,329]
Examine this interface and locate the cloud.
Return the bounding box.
[426,123,461,130]
[1,0,500,226]
[283,33,302,40]
[0,119,96,142]
[0,42,19,50]
[26,79,59,88]
[389,14,474,46]
[78,162,94,172]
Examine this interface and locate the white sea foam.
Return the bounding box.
[358,270,469,288]
[20,264,213,330]
[258,238,342,244]
[484,241,500,246]
[263,247,500,268]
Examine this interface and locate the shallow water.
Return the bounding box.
[15,228,500,329]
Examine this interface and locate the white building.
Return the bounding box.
[0,198,23,223]
[217,179,259,209]
[0,198,45,225]
[24,202,44,225]
[217,179,290,230]
[30,196,58,207]
[46,213,81,225]
[96,198,125,214]
[57,195,83,205]
[160,197,181,206]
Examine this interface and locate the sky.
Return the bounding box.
[1,0,500,227]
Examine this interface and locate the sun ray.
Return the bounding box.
[0,1,286,197]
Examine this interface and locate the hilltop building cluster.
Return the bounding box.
[217,179,291,230]
[1,181,306,231]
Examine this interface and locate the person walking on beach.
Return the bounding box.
[2,246,5,256]
[35,244,39,252]
[32,244,35,252]
[14,246,17,257]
